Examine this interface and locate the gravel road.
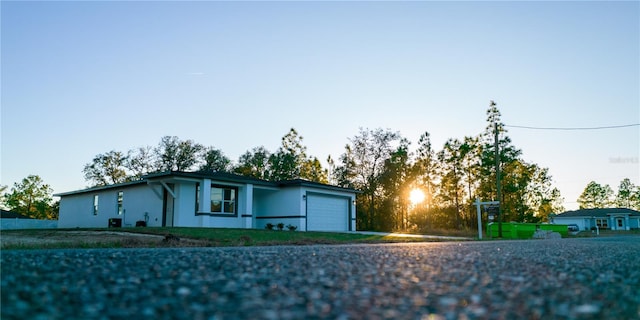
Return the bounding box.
[2,237,639,320]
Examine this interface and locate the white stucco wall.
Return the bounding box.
[253,187,304,230]
[58,176,358,232]
[172,182,197,227]
[58,183,163,228]
[192,180,248,229]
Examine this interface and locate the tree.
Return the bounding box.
[336,128,401,230]
[523,164,564,221]
[126,146,154,179]
[616,178,639,209]
[83,150,129,186]
[577,181,614,209]
[3,175,57,220]
[412,132,438,230]
[437,138,465,228]
[332,145,356,189]
[267,128,307,181]
[200,147,231,172]
[234,146,271,179]
[300,157,329,184]
[379,138,412,231]
[154,136,204,172]
[477,101,522,203]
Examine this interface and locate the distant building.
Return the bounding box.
[551,208,640,231]
[56,171,358,232]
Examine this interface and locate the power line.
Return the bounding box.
[504,123,640,130]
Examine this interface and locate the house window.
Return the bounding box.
[117,191,124,215]
[93,195,99,215]
[211,186,236,214]
[596,218,608,229]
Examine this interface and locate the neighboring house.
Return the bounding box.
[1,209,58,230]
[551,208,640,231]
[56,171,358,232]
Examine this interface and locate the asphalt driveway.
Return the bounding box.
[2,237,639,319]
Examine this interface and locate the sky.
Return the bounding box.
[1,0,638,211]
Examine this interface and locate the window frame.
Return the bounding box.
[117,191,124,215]
[596,218,609,229]
[93,195,99,215]
[209,184,238,216]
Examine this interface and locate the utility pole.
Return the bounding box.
[495,122,502,238]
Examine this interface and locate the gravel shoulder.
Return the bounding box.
[2,237,639,319]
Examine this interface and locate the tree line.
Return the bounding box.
[82,129,327,186]
[577,179,640,210]
[77,102,565,231]
[4,102,636,227]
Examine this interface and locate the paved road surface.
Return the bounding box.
[2,237,639,319]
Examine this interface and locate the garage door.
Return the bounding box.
[307,194,349,231]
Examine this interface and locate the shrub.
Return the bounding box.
[286,224,297,231]
[265,223,275,230]
[276,223,285,231]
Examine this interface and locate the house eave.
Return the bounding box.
[54,180,147,197]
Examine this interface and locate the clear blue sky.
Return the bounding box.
[2,1,638,210]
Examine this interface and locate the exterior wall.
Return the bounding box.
[172,181,198,227]
[125,184,164,227]
[254,188,304,230]
[553,217,588,231]
[58,183,163,228]
[254,186,357,232]
[554,215,640,231]
[1,219,58,230]
[193,180,248,229]
[58,174,358,232]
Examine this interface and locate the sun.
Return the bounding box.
[409,188,425,205]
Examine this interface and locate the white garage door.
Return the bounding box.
[307,194,349,231]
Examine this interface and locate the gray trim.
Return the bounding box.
[255,215,305,219]
[209,213,238,218]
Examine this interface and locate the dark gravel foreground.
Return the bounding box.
[2,237,639,320]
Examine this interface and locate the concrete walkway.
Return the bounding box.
[348,231,474,241]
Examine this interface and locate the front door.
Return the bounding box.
[616,217,624,230]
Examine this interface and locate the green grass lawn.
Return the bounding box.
[114,227,472,246]
[1,227,466,250]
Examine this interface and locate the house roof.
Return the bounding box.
[1,209,33,219]
[146,171,360,193]
[55,171,359,197]
[555,208,640,218]
[54,180,147,197]
[278,179,363,193]
[144,171,277,187]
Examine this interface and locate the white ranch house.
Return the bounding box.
[551,208,640,231]
[57,171,358,232]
